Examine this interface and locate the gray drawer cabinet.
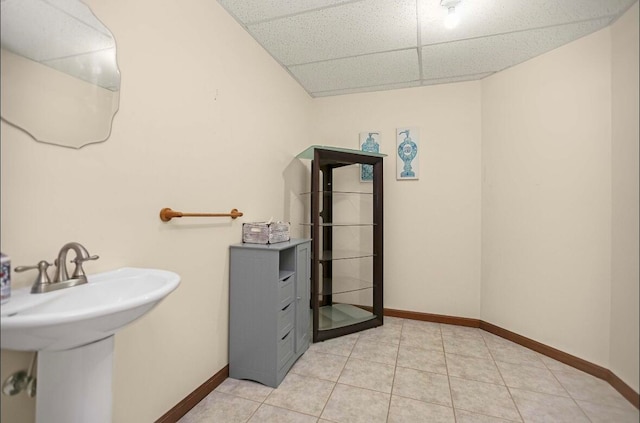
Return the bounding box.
[229,239,311,387]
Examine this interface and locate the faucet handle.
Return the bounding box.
[70,254,99,278]
[70,254,99,264]
[15,261,53,293]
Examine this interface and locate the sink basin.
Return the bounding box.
[0,267,180,351]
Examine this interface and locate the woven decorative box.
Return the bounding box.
[242,221,290,244]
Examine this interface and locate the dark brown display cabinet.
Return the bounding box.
[297,146,385,343]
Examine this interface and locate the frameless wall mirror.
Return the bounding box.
[0,0,120,149]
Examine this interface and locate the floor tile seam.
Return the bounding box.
[442,348,492,361]
[569,392,637,412]
[214,388,265,405]
[529,388,594,423]
[544,361,597,408]
[289,368,342,383]
[204,391,262,422]
[486,345,526,423]
[330,347,352,385]
[344,354,397,369]
[453,406,523,423]
[501,383,527,423]
[442,334,492,349]
[399,341,445,353]
[395,362,448,377]
[218,389,272,404]
[399,340,447,353]
[492,357,550,370]
[535,351,558,373]
[442,333,489,349]
[445,351,499,363]
[493,359,572,396]
[347,355,398,367]
[259,402,324,420]
[315,381,352,422]
[276,377,335,419]
[397,363,459,380]
[389,390,453,409]
[355,338,402,348]
[386,342,401,423]
[243,400,264,423]
[334,378,393,394]
[443,348,456,422]
[506,384,575,400]
[444,372,505,386]
[332,381,394,398]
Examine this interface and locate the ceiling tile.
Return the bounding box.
[421,18,610,79]
[289,49,420,93]
[419,0,636,45]
[217,0,354,24]
[421,72,493,86]
[247,0,417,65]
[312,81,422,97]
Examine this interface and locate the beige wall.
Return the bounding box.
[311,83,483,319]
[610,2,639,393]
[1,1,638,422]
[481,28,613,365]
[0,0,312,421]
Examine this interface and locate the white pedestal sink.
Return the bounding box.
[0,267,181,423]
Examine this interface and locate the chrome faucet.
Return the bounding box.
[15,242,99,294]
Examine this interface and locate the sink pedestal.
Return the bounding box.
[37,336,114,423]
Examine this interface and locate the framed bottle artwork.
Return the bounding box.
[396,127,419,180]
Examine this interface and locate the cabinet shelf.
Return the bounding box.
[318,304,376,331]
[318,276,374,296]
[319,250,375,261]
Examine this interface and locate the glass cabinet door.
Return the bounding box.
[298,146,385,343]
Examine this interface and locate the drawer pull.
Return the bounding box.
[281,331,290,341]
[282,303,291,312]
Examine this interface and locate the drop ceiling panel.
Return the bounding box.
[290,49,420,93]
[422,72,494,86]
[246,0,417,65]
[214,0,637,97]
[419,0,631,45]
[313,81,422,97]
[421,18,610,79]
[216,0,354,24]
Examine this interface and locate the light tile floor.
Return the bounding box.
[179,317,639,422]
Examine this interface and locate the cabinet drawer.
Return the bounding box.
[278,275,295,309]
[278,302,294,339]
[277,330,294,370]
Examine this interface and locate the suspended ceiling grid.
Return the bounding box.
[217,0,637,97]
